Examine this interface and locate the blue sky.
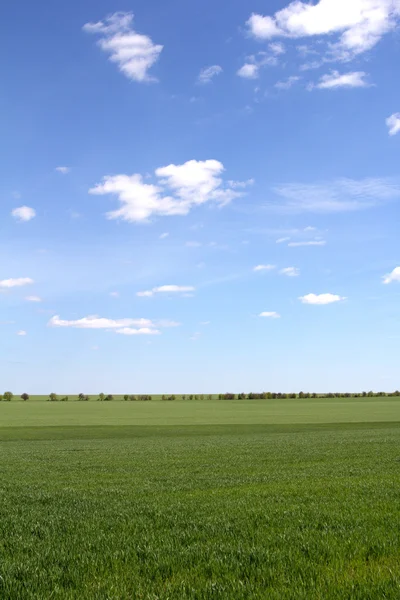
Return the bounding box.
[1,0,400,393]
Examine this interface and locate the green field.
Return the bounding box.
[1,399,400,599]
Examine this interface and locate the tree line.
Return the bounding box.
[1,390,400,402]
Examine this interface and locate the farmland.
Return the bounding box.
[1,398,400,599]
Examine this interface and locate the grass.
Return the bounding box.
[1,396,400,428]
[1,400,400,598]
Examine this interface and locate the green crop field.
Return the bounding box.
[1,398,400,599]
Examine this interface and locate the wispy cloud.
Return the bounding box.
[280,267,299,277]
[48,315,162,335]
[259,311,280,318]
[272,178,400,213]
[55,166,70,174]
[11,206,36,222]
[275,75,301,90]
[299,293,345,305]
[25,296,42,302]
[253,264,276,272]
[137,285,195,297]
[17,330,27,336]
[83,12,163,83]
[159,232,169,239]
[310,70,369,90]
[288,240,326,247]
[276,237,290,244]
[197,65,222,84]
[0,278,34,289]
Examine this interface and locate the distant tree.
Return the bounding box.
[123,395,129,401]
[49,393,58,401]
[0,395,3,401]
[98,393,105,402]
[61,396,69,402]
[78,393,85,400]
[3,391,13,402]
[21,393,29,401]
[105,394,113,401]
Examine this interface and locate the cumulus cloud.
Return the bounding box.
[288,240,326,247]
[299,293,345,304]
[386,113,400,136]
[237,63,259,79]
[383,266,400,284]
[0,278,34,289]
[25,296,42,302]
[272,177,400,213]
[55,166,70,174]
[253,264,276,272]
[137,285,195,297]
[311,70,369,89]
[246,0,400,61]
[198,65,222,83]
[280,267,300,276]
[259,311,280,318]
[90,159,244,222]
[83,12,163,82]
[11,206,36,222]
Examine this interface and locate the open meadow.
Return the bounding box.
[1,397,400,599]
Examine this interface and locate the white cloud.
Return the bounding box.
[288,240,326,247]
[386,113,400,136]
[11,206,36,222]
[83,12,163,83]
[276,237,290,243]
[304,226,316,231]
[115,327,160,335]
[90,159,244,223]
[137,285,195,297]
[246,1,400,61]
[49,315,154,329]
[275,75,301,90]
[159,232,169,239]
[383,266,400,284]
[299,293,345,305]
[0,278,34,289]
[227,178,255,189]
[280,267,300,276]
[17,330,27,336]
[198,65,222,84]
[55,166,70,174]
[311,70,369,89]
[269,42,286,55]
[253,264,276,272]
[25,296,42,302]
[237,63,259,79]
[273,177,400,213]
[259,311,280,318]
[109,291,120,297]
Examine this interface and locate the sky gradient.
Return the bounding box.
[1,0,400,393]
